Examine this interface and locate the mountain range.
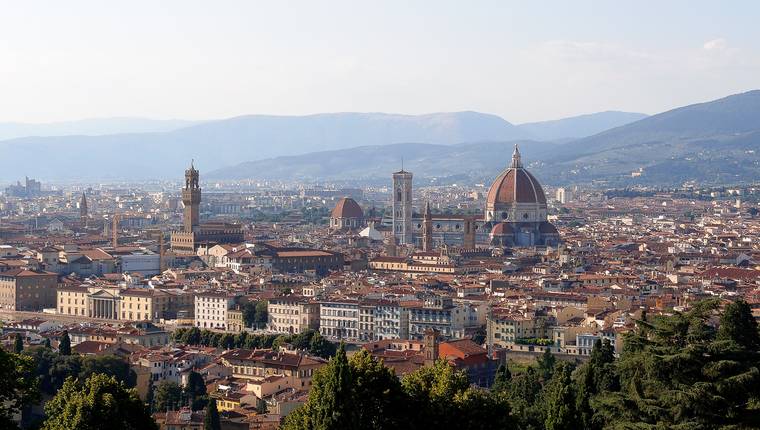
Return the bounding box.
[0,110,644,181]
[0,117,199,141]
[2,89,760,186]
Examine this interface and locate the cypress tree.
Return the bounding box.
[204,398,220,430]
[13,333,23,354]
[59,330,71,356]
[491,364,511,393]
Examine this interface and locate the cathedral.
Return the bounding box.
[170,162,244,255]
[387,145,559,249]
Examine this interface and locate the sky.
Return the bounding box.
[1,0,759,124]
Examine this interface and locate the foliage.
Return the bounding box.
[0,347,39,429]
[544,362,578,430]
[172,327,337,358]
[242,300,269,329]
[23,348,136,395]
[41,374,157,430]
[536,348,557,381]
[491,364,511,394]
[13,333,23,354]
[515,337,554,346]
[204,398,221,430]
[153,380,183,412]
[58,330,71,356]
[593,299,760,429]
[185,371,208,411]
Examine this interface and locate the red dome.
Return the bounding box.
[491,222,514,236]
[486,168,547,207]
[331,197,363,219]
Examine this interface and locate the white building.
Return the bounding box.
[319,299,360,341]
[194,291,236,330]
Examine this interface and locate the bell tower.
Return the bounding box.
[422,201,433,252]
[392,168,413,245]
[182,161,201,233]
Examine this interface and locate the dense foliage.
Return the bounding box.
[282,344,512,430]
[22,348,136,395]
[41,373,156,430]
[0,347,39,429]
[242,300,269,329]
[172,327,336,358]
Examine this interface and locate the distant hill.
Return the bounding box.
[208,140,559,182]
[516,111,647,141]
[0,117,199,140]
[538,90,760,185]
[0,111,530,181]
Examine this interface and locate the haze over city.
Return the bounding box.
[2,3,760,430]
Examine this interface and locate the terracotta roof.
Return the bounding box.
[486,167,547,207]
[331,197,363,219]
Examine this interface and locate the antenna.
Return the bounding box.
[401,157,404,171]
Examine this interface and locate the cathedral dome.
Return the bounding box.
[486,146,546,208]
[490,222,514,236]
[331,197,363,219]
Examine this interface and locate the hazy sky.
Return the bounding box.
[2,1,759,123]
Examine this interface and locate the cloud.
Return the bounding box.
[703,38,727,51]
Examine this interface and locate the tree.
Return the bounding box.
[154,380,183,412]
[282,343,354,429]
[537,347,557,381]
[718,299,760,349]
[255,300,269,328]
[204,398,221,430]
[79,355,136,388]
[0,347,39,428]
[242,301,258,328]
[43,337,51,349]
[491,364,511,394]
[544,362,579,430]
[309,332,336,359]
[595,299,760,429]
[13,333,23,354]
[58,331,71,356]
[347,350,406,429]
[185,371,208,411]
[41,374,157,430]
[181,327,202,345]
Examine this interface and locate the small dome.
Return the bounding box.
[331,197,363,219]
[491,222,514,236]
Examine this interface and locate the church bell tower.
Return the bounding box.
[182,161,201,233]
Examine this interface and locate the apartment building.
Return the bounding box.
[267,296,320,335]
[195,291,236,330]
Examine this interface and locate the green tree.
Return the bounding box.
[242,301,258,328]
[282,343,354,429]
[181,327,202,345]
[309,332,336,358]
[718,299,760,349]
[204,398,221,430]
[41,374,157,430]
[596,299,760,429]
[13,333,23,354]
[185,371,208,411]
[255,300,269,328]
[79,355,136,387]
[544,362,578,430]
[0,347,39,428]
[537,347,557,381]
[43,337,51,349]
[491,363,511,394]
[348,350,406,429]
[154,380,183,412]
[58,330,71,356]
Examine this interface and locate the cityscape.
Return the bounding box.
[2,2,760,430]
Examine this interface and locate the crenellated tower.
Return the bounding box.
[182,161,201,233]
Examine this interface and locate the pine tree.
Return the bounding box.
[59,330,71,356]
[203,398,220,430]
[185,371,208,411]
[718,299,760,349]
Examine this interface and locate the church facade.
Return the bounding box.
[387,145,559,249]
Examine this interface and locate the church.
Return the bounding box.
[382,144,559,249]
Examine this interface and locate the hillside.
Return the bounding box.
[0,111,530,181]
[538,90,760,185]
[208,141,558,183]
[516,111,647,141]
